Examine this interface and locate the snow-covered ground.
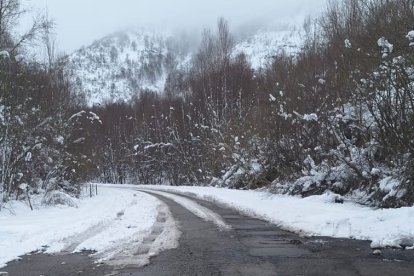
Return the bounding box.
[0,186,179,268]
[3,184,413,269]
[138,185,414,249]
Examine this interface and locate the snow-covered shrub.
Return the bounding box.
[42,191,78,208]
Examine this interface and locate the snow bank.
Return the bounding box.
[0,187,160,268]
[140,185,414,249]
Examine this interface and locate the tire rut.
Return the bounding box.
[101,199,179,272]
[60,221,113,254]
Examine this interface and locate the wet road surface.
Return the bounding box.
[3,189,414,275]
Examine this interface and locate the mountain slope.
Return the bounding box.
[66,29,182,106]
[233,29,303,70]
[67,27,303,106]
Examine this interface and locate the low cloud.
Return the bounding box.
[21,0,326,53]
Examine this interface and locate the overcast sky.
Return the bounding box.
[21,0,326,53]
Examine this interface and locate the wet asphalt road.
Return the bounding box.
[3,189,414,275]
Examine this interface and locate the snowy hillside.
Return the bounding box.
[66,29,185,106]
[67,27,303,106]
[233,29,303,70]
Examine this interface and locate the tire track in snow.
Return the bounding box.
[57,191,180,271]
[58,195,140,254]
[140,189,231,231]
[96,198,180,270]
[60,221,113,254]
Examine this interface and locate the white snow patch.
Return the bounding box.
[407,30,414,41]
[379,177,397,193]
[345,39,352,49]
[303,113,318,122]
[407,31,414,47]
[0,51,10,59]
[233,29,303,70]
[377,37,393,58]
[18,183,28,191]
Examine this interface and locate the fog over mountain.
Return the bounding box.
[66,25,303,106]
[17,0,328,105]
[22,0,326,53]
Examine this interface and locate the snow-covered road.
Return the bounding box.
[3,185,414,275]
[2,184,414,271]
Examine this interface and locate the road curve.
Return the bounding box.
[4,188,414,276]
